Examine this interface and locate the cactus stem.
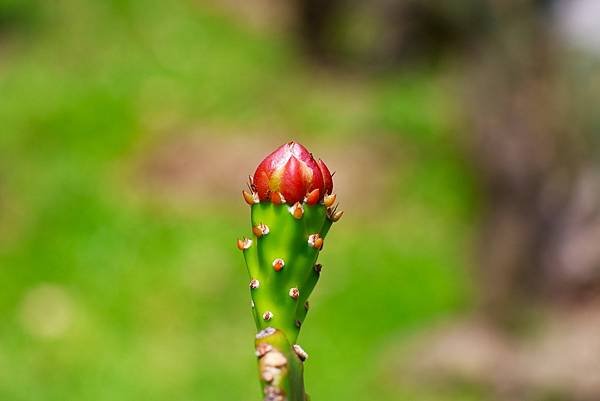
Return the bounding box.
[289,202,304,219]
[272,258,285,272]
[307,234,323,250]
[304,188,320,205]
[243,190,259,205]
[263,311,274,321]
[250,279,260,289]
[323,193,336,207]
[292,344,308,361]
[237,237,253,250]
[289,287,300,300]
[253,223,270,238]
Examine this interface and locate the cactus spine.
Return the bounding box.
[238,142,341,401]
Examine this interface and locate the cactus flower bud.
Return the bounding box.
[239,141,342,400]
[253,141,333,204]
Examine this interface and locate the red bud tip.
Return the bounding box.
[308,233,323,250]
[252,223,270,238]
[262,311,273,321]
[289,287,300,300]
[252,141,333,204]
[237,237,253,250]
[323,193,337,208]
[290,202,304,219]
[242,190,258,205]
[305,188,320,205]
[272,258,285,272]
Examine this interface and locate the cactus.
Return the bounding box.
[238,142,342,401]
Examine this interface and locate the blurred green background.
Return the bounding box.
[2,1,598,400]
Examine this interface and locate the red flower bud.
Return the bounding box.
[253,141,332,204]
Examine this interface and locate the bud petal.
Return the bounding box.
[318,159,333,195]
[280,156,306,204]
[305,188,320,205]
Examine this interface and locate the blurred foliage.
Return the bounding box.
[0,0,476,400]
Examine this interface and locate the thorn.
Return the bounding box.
[272,258,285,272]
[305,188,320,205]
[256,327,276,339]
[314,264,322,273]
[308,233,323,250]
[242,190,258,205]
[251,300,255,308]
[255,343,272,358]
[262,311,273,321]
[289,202,304,219]
[293,344,309,361]
[249,279,260,289]
[331,210,344,222]
[252,223,270,238]
[237,237,252,250]
[295,319,302,328]
[304,301,309,311]
[289,287,299,300]
[323,193,336,208]
[270,191,285,205]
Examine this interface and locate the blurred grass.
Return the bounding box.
[0,1,476,400]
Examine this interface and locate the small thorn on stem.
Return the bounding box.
[304,188,320,205]
[262,311,273,321]
[242,190,258,205]
[323,193,337,208]
[308,233,323,250]
[289,287,299,300]
[293,344,309,361]
[270,191,285,205]
[252,223,270,238]
[304,301,309,311]
[331,210,344,222]
[289,202,304,219]
[237,237,252,250]
[314,263,322,273]
[272,258,285,272]
[249,279,260,289]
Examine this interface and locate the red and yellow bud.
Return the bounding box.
[252,141,333,204]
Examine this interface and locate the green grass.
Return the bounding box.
[0,1,476,400]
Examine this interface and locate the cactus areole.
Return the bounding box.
[238,141,342,401]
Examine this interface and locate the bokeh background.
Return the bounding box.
[2,1,600,400]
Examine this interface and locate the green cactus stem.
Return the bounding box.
[238,142,342,401]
